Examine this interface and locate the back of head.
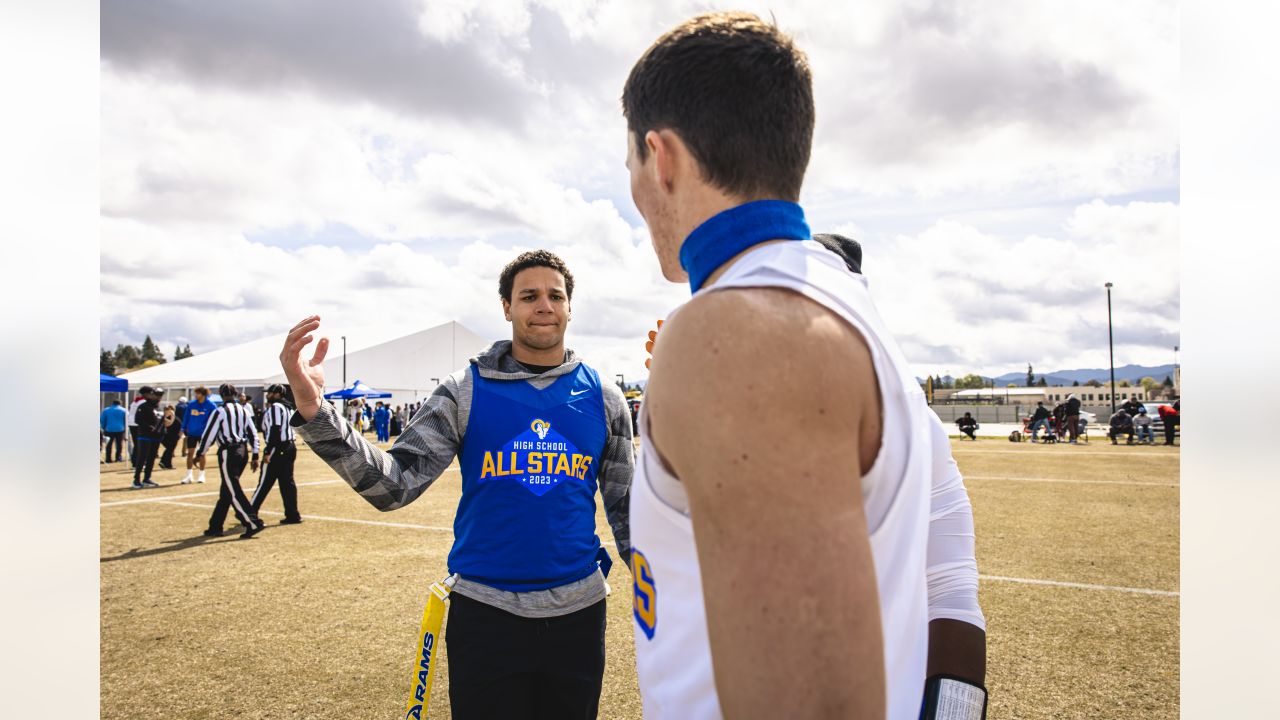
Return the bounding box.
[623,11,815,201]
[219,383,237,401]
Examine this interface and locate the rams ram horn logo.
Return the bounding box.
[530,419,551,440]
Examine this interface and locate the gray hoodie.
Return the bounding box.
[293,340,634,618]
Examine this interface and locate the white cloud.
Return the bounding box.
[100,0,1179,383]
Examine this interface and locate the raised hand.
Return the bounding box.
[644,319,664,370]
[279,315,329,422]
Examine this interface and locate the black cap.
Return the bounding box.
[266,383,286,395]
[139,385,154,395]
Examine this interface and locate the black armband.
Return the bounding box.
[920,674,987,720]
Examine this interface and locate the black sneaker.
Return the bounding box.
[142,480,160,488]
[131,482,143,489]
[279,517,303,525]
[203,529,223,537]
[240,523,264,539]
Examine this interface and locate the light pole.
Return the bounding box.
[616,373,625,393]
[341,335,347,388]
[1105,282,1116,416]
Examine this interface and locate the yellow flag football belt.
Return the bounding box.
[404,575,456,720]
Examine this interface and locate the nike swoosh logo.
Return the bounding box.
[570,389,589,396]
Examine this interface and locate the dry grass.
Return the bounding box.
[101,437,1177,719]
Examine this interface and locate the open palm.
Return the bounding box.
[279,315,329,421]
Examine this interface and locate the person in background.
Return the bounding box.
[1158,402,1179,446]
[132,387,164,488]
[956,412,979,440]
[1065,393,1082,444]
[159,404,182,469]
[1028,401,1051,443]
[250,383,302,525]
[101,399,127,463]
[392,404,405,437]
[1121,396,1143,418]
[1108,408,1135,445]
[1134,408,1154,444]
[175,395,189,425]
[374,401,391,443]
[181,386,217,484]
[127,386,149,468]
[196,382,265,539]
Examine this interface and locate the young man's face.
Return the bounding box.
[627,132,685,282]
[503,266,570,353]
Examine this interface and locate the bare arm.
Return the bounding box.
[647,288,885,719]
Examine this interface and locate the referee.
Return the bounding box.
[195,382,265,539]
[250,383,302,525]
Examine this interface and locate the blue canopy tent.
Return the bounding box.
[100,373,128,393]
[324,379,392,400]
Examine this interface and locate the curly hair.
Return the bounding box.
[498,250,575,303]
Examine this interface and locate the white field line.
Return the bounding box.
[964,475,1177,487]
[979,574,1178,598]
[100,480,344,507]
[155,500,455,533]
[147,500,1174,598]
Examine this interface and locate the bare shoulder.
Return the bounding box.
[647,287,879,472]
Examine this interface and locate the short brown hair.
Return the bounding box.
[194,386,209,397]
[622,12,815,201]
[498,250,575,303]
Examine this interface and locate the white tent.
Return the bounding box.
[119,321,493,408]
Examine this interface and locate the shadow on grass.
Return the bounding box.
[100,532,256,563]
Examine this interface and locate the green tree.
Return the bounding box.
[100,350,116,376]
[114,344,141,370]
[1140,376,1159,395]
[141,335,166,364]
[1072,380,1080,387]
[1163,375,1174,387]
[1085,378,1103,387]
[1118,379,1131,387]
[1026,364,1034,388]
[954,374,987,390]
[1036,376,1048,387]
[174,344,194,361]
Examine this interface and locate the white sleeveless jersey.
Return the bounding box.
[631,240,933,719]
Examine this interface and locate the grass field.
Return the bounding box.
[101,437,1178,719]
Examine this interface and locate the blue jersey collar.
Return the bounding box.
[679,199,810,293]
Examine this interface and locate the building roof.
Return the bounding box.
[119,321,490,391]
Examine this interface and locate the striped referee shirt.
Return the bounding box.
[262,401,295,455]
[195,402,261,456]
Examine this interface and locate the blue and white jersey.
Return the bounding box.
[449,363,610,592]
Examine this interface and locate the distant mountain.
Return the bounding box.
[992,364,1177,386]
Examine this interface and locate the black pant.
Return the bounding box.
[1110,427,1134,443]
[133,438,160,483]
[160,429,181,467]
[446,593,605,720]
[251,443,299,521]
[104,431,125,462]
[207,444,261,531]
[1164,421,1177,445]
[959,427,977,439]
[129,427,139,467]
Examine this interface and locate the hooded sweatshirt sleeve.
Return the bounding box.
[292,375,465,511]
[598,383,635,569]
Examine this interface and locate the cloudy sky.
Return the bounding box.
[100,0,1179,383]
